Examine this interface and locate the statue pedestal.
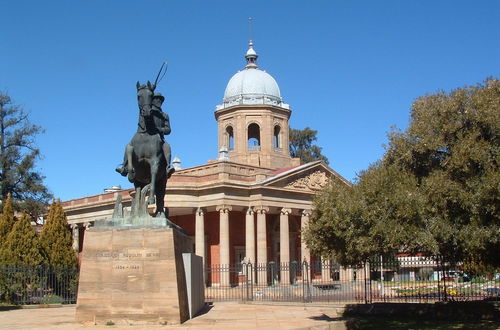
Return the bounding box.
[76,227,193,325]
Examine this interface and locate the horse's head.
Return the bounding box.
[136,80,156,117]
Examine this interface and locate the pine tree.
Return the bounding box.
[0,213,43,266]
[289,127,329,165]
[0,194,15,244]
[0,92,52,221]
[0,213,44,302]
[40,201,77,268]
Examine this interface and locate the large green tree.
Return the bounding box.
[0,93,51,220]
[40,201,77,268]
[289,127,329,165]
[305,78,499,269]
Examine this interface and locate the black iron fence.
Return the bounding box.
[0,265,78,305]
[1,257,498,306]
[205,259,500,304]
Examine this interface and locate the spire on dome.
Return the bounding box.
[245,40,259,69]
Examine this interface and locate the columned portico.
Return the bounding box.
[255,206,269,284]
[217,205,232,286]
[279,208,291,284]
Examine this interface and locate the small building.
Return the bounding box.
[62,41,357,285]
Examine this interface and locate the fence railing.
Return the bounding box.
[1,258,498,305]
[0,265,79,305]
[205,260,500,304]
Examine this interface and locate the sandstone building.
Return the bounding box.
[62,41,353,285]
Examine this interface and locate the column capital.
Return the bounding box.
[83,222,92,230]
[216,204,232,213]
[70,223,79,229]
[246,207,254,215]
[301,209,312,217]
[280,208,292,215]
[195,207,206,216]
[254,205,269,214]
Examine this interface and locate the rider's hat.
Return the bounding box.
[153,92,165,103]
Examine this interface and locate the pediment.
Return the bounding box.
[257,161,349,192]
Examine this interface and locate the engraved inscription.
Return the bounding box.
[113,263,141,270]
[87,248,161,261]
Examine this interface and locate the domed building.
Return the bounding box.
[62,41,356,286]
[215,41,295,169]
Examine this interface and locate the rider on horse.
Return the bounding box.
[116,92,175,179]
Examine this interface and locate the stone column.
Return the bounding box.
[245,208,255,264]
[256,206,269,285]
[71,223,79,252]
[321,257,332,282]
[300,210,311,263]
[195,208,206,265]
[217,205,232,286]
[280,208,291,284]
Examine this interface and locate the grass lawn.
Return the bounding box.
[345,315,500,329]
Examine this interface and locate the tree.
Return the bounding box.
[289,127,329,165]
[0,213,44,303]
[40,201,77,268]
[0,213,43,266]
[304,163,425,266]
[305,78,499,269]
[0,93,51,220]
[0,194,15,244]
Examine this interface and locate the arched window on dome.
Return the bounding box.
[225,126,234,150]
[247,123,260,151]
[273,125,282,152]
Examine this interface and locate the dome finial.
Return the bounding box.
[245,17,258,69]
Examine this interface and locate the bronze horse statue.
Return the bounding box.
[117,81,171,217]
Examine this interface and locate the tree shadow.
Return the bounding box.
[308,313,345,322]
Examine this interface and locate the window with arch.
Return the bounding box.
[225,126,234,150]
[273,125,282,152]
[247,123,261,151]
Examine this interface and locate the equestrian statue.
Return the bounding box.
[116,79,175,217]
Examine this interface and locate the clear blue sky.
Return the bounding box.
[1,1,499,201]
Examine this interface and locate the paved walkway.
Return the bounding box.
[0,303,347,330]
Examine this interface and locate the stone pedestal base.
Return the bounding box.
[76,227,192,325]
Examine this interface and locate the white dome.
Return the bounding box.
[216,41,289,110]
[223,69,282,103]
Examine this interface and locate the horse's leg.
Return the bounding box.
[155,176,167,217]
[162,141,175,178]
[126,143,135,182]
[148,159,158,205]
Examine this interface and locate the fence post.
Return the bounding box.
[442,258,448,302]
[269,261,277,286]
[246,262,253,302]
[437,257,442,301]
[290,261,297,285]
[364,261,369,304]
[302,260,311,303]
